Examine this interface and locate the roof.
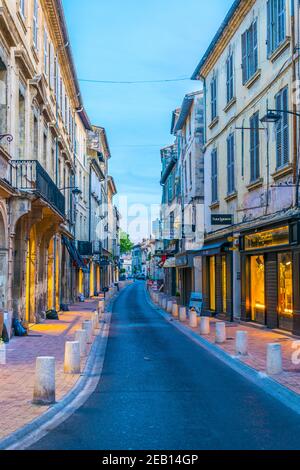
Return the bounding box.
[170,109,181,134]
[173,91,202,133]
[191,0,242,80]
[107,176,117,196]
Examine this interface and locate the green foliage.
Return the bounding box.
[120,231,134,255]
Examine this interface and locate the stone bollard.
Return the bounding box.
[83,320,93,344]
[33,357,56,405]
[172,303,179,319]
[64,341,81,374]
[179,307,187,322]
[0,342,6,365]
[75,329,87,357]
[92,310,99,330]
[162,298,168,310]
[236,331,248,356]
[189,310,198,328]
[167,301,174,313]
[215,322,226,344]
[200,317,210,335]
[159,296,165,307]
[267,343,283,375]
[98,300,105,313]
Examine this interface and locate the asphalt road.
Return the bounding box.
[32,282,300,450]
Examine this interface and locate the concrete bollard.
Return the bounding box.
[179,307,187,322]
[172,303,179,318]
[236,331,248,356]
[92,310,99,330]
[215,322,226,344]
[82,320,93,344]
[75,329,87,357]
[0,342,6,365]
[267,343,283,375]
[64,341,81,374]
[33,357,56,405]
[189,310,198,328]
[167,301,174,313]
[98,300,105,313]
[200,317,210,335]
[162,298,168,310]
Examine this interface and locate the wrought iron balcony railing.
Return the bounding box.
[11,160,65,216]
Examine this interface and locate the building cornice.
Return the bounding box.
[192,0,256,80]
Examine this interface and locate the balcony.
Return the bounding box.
[11,160,65,216]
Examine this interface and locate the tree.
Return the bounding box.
[120,231,134,255]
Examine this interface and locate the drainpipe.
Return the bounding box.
[291,0,299,206]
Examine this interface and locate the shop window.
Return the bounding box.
[250,255,265,324]
[278,253,293,331]
[222,256,227,313]
[209,257,216,312]
[245,226,289,251]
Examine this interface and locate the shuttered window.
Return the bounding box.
[250,112,260,182]
[227,133,235,194]
[267,0,286,56]
[49,43,55,90]
[211,149,218,203]
[226,52,234,103]
[210,74,217,121]
[44,30,49,78]
[276,87,289,168]
[33,0,38,49]
[241,20,258,84]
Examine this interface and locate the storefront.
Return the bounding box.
[200,241,233,321]
[175,253,194,306]
[163,257,177,297]
[240,220,300,334]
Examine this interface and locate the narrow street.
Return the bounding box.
[31,282,300,451]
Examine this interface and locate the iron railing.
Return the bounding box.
[11,160,65,216]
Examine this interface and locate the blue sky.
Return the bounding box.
[63,0,233,240]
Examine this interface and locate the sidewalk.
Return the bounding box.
[0,299,100,442]
[150,291,300,397]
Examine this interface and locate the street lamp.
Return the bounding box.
[261,108,300,123]
[59,186,82,204]
[0,134,13,144]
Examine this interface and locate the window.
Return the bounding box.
[33,112,38,159]
[33,0,38,49]
[226,51,234,103]
[44,30,49,77]
[276,87,289,168]
[49,43,55,90]
[184,161,187,194]
[18,86,25,158]
[211,148,218,203]
[267,0,286,56]
[189,152,192,188]
[20,0,26,17]
[209,257,216,312]
[250,255,265,324]
[227,133,235,194]
[278,252,293,330]
[210,73,217,121]
[250,112,260,182]
[0,59,8,136]
[242,20,258,84]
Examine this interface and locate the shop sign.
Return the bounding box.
[211,214,233,226]
[176,255,188,267]
[245,226,289,251]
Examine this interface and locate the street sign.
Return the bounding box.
[211,214,233,226]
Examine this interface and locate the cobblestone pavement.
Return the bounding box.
[0,299,100,441]
[151,292,300,396]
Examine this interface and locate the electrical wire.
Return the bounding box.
[78,77,190,84]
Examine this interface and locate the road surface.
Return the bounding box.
[31,282,300,450]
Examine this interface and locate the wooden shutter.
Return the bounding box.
[278,0,286,45]
[227,134,235,194]
[282,87,289,165]
[250,115,255,182]
[276,92,283,168]
[241,31,247,83]
[252,21,258,74]
[267,0,272,56]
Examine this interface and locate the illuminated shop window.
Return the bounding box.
[250,255,265,324]
[245,226,289,251]
[278,253,293,319]
[209,257,216,312]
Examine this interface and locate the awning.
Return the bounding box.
[163,257,176,268]
[62,236,89,272]
[190,241,228,257]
